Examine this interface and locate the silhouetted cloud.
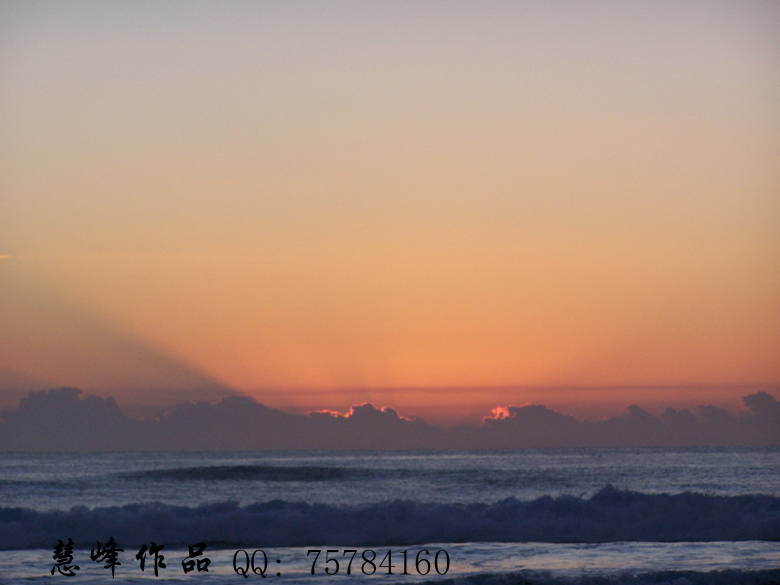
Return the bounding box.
[1,387,151,451]
[1,388,778,452]
[308,404,440,450]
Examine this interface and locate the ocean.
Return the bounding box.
[1,448,778,584]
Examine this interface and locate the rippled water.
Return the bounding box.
[1,447,778,510]
[0,447,778,584]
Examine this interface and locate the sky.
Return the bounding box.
[1,1,779,424]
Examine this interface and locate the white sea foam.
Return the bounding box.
[2,542,779,585]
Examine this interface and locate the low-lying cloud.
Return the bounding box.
[1,388,778,452]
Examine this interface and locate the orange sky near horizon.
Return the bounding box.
[1,2,779,423]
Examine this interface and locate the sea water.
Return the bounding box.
[1,448,778,584]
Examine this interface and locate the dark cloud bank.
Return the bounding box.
[0,388,778,451]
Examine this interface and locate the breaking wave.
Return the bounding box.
[1,487,778,550]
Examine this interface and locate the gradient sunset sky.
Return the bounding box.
[1,1,779,423]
